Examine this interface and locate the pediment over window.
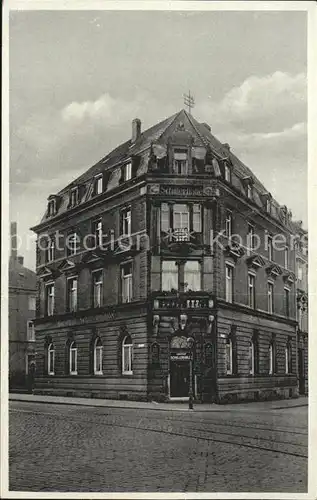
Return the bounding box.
[37,266,54,278]
[246,254,266,270]
[266,264,283,279]
[224,241,245,261]
[81,251,103,265]
[57,259,77,272]
[283,272,295,285]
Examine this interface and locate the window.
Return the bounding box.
[193,204,202,232]
[298,307,303,331]
[48,343,55,375]
[120,208,131,236]
[225,210,232,238]
[69,187,79,207]
[225,264,234,303]
[247,183,252,199]
[224,164,231,182]
[46,283,54,316]
[92,270,103,308]
[47,199,56,217]
[285,341,292,374]
[92,219,103,247]
[268,282,274,314]
[161,203,170,232]
[121,262,132,303]
[173,149,188,175]
[297,262,303,282]
[284,246,289,269]
[226,338,233,375]
[66,232,78,256]
[184,261,201,291]
[247,224,255,254]
[69,341,78,375]
[151,343,160,365]
[269,342,275,375]
[284,288,290,317]
[46,238,55,263]
[267,235,273,261]
[173,204,190,241]
[162,260,178,291]
[124,162,132,181]
[27,320,35,341]
[67,277,78,312]
[249,340,255,375]
[94,174,103,195]
[122,335,133,374]
[28,296,36,311]
[94,338,103,375]
[248,273,256,309]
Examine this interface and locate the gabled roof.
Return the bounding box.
[33,108,298,231]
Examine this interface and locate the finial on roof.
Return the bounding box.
[183,91,195,115]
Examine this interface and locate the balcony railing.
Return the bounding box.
[152,291,214,310]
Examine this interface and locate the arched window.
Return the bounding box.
[48,343,55,375]
[94,337,103,375]
[285,340,292,374]
[226,338,233,375]
[122,335,133,375]
[249,340,255,375]
[69,340,78,375]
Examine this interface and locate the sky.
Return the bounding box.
[8,8,307,270]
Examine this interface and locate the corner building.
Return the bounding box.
[32,109,299,403]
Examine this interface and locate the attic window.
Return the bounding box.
[247,183,252,199]
[94,174,103,195]
[224,163,231,183]
[266,198,271,213]
[47,199,57,217]
[124,162,132,182]
[69,187,79,207]
[173,149,188,175]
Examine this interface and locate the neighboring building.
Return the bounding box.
[293,221,308,395]
[31,109,300,403]
[9,222,37,392]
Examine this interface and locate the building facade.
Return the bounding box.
[9,222,37,392]
[31,110,300,403]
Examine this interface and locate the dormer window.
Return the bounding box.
[173,149,188,175]
[69,187,79,207]
[247,183,252,199]
[94,174,103,196]
[266,198,271,213]
[47,199,57,217]
[224,163,231,183]
[124,162,132,181]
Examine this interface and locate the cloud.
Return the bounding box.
[197,71,306,133]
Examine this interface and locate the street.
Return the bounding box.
[9,400,307,493]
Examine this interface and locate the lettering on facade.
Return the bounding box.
[160,185,203,197]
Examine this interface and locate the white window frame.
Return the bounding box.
[268,281,274,314]
[93,219,103,247]
[95,174,103,195]
[122,335,133,375]
[67,276,78,312]
[92,270,103,308]
[27,320,35,341]
[226,338,233,375]
[46,283,55,316]
[173,149,188,175]
[94,338,103,375]
[124,162,132,181]
[225,263,234,303]
[48,199,56,217]
[67,232,78,256]
[47,238,55,263]
[121,208,131,236]
[269,343,274,375]
[285,345,289,374]
[284,246,289,269]
[121,263,133,303]
[225,210,232,238]
[48,343,55,375]
[247,223,255,255]
[193,204,202,233]
[266,198,271,213]
[69,341,78,375]
[248,273,256,309]
[184,261,201,292]
[249,340,255,375]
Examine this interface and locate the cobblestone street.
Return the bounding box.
[9,400,307,493]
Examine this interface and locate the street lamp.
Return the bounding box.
[187,336,195,410]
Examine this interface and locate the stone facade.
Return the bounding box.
[31,109,303,403]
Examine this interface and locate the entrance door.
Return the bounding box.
[170,359,190,397]
[298,348,305,395]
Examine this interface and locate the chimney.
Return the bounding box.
[18,256,24,266]
[11,221,17,260]
[132,118,141,143]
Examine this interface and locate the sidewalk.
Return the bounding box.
[9,392,308,413]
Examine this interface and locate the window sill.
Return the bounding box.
[122,371,133,376]
[69,372,78,376]
[94,372,103,376]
